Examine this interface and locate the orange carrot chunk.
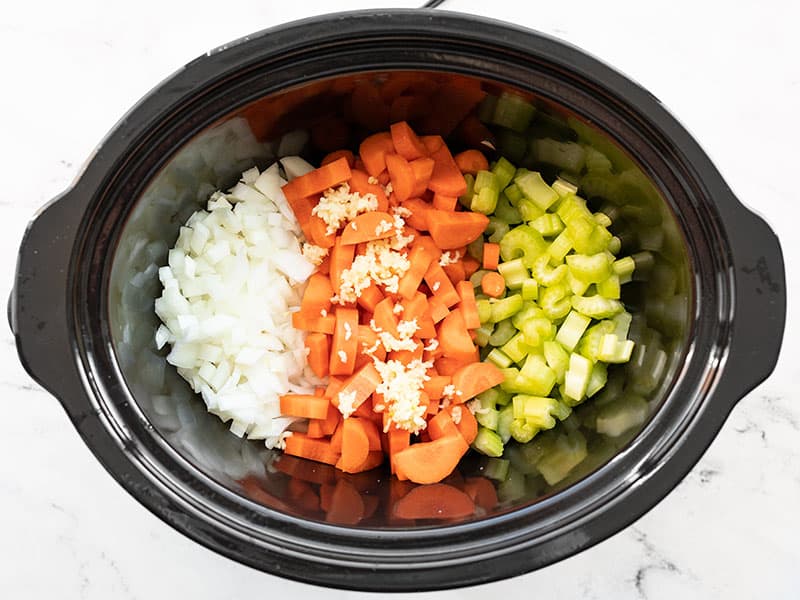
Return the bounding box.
[424,262,461,308]
[454,149,489,175]
[392,434,469,485]
[340,211,396,245]
[279,394,331,420]
[409,157,435,198]
[390,121,429,161]
[400,198,431,231]
[333,362,382,415]
[384,153,416,203]
[481,271,506,298]
[291,312,336,334]
[427,143,468,197]
[321,149,355,167]
[427,210,489,249]
[330,307,359,376]
[437,310,477,362]
[281,157,352,203]
[337,418,371,473]
[305,332,330,378]
[359,132,395,177]
[456,280,481,330]
[284,434,341,466]
[301,273,333,315]
[349,169,389,212]
[452,406,478,444]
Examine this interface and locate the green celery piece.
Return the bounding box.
[613,255,635,276]
[476,408,501,431]
[529,138,586,173]
[492,156,517,190]
[516,171,559,211]
[530,213,565,237]
[490,294,524,322]
[489,319,517,347]
[571,295,624,319]
[481,456,510,481]
[557,195,591,224]
[497,258,529,289]
[474,325,493,347]
[476,299,492,323]
[586,361,608,398]
[564,352,593,404]
[566,253,612,283]
[499,367,521,391]
[459,173,475,209]
[473,427,505,457]
[597,274,621,299]
[521,317,555,347]
[593,212,613,228]
[555,310,591,352]
[536,430,588,486]
[548,230,573,265]
[494,193,522,225]
[577,320,616,361]
[492,92,536,132]
[596,395,649,437]
[496,404,515,443]
[504,182,523,205]
[472,187,500,215]
[486,217,510,243]
[479,387,512,407]
[612,311,632,339]
[543,340,570,384]
[517,198,545,221]
[500,333,534,364]
[567,272,591,296]
[539,282,571,321]
[500,225,549,268]
[531,254,568,286]
[510,418,538,443]
[521,278,539,300]
[518,355,557,396]
[512,395,560,429]
[497,467,526,502]
[552,177,578,198]
[475,170,500,193]
[568,217,613,255]
[510,300,544,328]
[597,334,635,363]
[486,348,513,370]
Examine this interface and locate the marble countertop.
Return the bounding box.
[2,0,798,597]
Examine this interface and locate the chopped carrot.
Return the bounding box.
[360,418,382,452]
[384,153,416,203]
[357,325,386,362]
[281,157,352,203]
[463,477,499,511]
[330,307,359,376]
[390,121,428,161]
[284,195,316,241]
[451,363,505,401]
[342,451,384,475]
[423,375,452,401]
[359,132,396,177]
[291,312,336,334]
[454,149,489,175]
[387,343,423,365]
[427,295,450,323]
[279,394,330,420]
[437,310,476,362]
[456,280,481,330]
[481,271,506,298]
[305,333,330,378]
[397,241,437,300]
[329,238,355,297]
[409,157,435,198]
[427,209,489,249]
[420,135,444,154]
[325,376,344,399]
[432,193,458,211]
[424,262,461,308]
[452,406,478,444]
[392,434,468,485]
[401,293,436,339]
[330,421,344,453]
[427,143,468,197]
[392,483,476,520]
[321,149,355,167]
[301,273,333,315]
[463,255,481,278]
[307,403,341,438]
[428,409,460,440]
[340,211,396,245]
[284,434,341,466]
[372,297,399,336]
[482,242,500,270]
[334,362,382,414]
[337,418,370,473]
[348,169,389,211]
[356,282,384,314]
[435,356,472,376]
[388,428,410,475]
[400,198,431,231]
[442,261,466,285]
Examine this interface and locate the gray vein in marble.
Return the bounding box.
[629,527,691,599]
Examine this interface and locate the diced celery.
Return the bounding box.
[554,310,591,351]
[500,225,549,268]
[481,456,510,482]
[543,340,570,384]
[477,299,492,324]
[612,311,632,339]
[486,217,510,243]
[577,320,616,361]
[489,319,517,347]
[504,182,523,205]
[476,408,500,431]
[516,171,559,211]
[597,274,621,299]
[479,387,512,407]
[510,301,543,328]
[517,198,545,221]
[491,156,517,190]
[612,256,636,279]
[459,173,475,209]
[500,332,534,363]
[492,92,535,132]
[473,427,505,457]
[497,404,515,443]
[569,217,613,255]
[531,213,565,237]
[547,230,573,265]
[500,367,521,391]
[529,138,586,173]
[557,195,591,224]
[521,317,555,347]
[585,361,608,398]
[510,418,538,443]
[474,325,493,347]
[564,353,593,404]
[552,177,579,198]
[597,334,635,363]
[540,284,572,320]
[494,194,522,225]
[567,272,591,296]
[596,395,649,437]
[490,294,524,322]
[497,467,526,502]
[512,395,561,429]
[497,258,529,289]
[531,255,568,286]
[536,430,588,485]
[472,186,500,214]
[521,278,539,300]
[593,212,613,228]
[518,355,557,396]
[571,295,624,319]
[566,253,612,283]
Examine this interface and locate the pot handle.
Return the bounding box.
[724,203,785,397]
[10,189,85,399]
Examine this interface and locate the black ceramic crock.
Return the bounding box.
[10,10,785,591]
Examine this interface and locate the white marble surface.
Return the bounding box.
[1,0,798,597]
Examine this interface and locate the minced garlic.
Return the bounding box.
[312,183,378,235]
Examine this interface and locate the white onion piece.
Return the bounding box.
[280,156,315,180]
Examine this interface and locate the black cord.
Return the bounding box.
[420,0,447,7]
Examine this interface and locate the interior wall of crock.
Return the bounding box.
[107,70,692,526]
